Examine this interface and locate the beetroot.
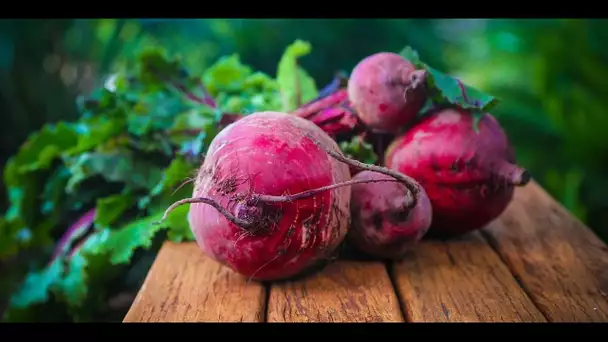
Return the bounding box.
[384,107,530,237]
[347,52,428,133]
[348,171,432,259]
[161,111,423,281]
[185,112,351,280]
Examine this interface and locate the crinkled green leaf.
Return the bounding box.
[40,166,71,215]
[162,205,194,242]
[244,71,279,93]
[2,162,48,258]
[63,150,164,193]
[6,228,118,315]
[137,47,184,92]
[11,122,79,174]
[128,92,188,136]
[149,155,195,197]
[94,193,135,229]
[56,253,89,306]
[277,40,319,111]
[399,45,499,127]
[167,107,219,150]
[3,159,39,223]
[399,46,422,67]
[66,117,127,155]
[170,107,217,132]
[53,229,114,309]
[2,122,80,255]
[339,136,378,164]
[203,54,252,95]
[102,213,167,265]
[426,66,499,112]
[8,259,63,309]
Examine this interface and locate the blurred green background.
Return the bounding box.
[1,18,607,321]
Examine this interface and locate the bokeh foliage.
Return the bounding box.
[1,18,607,321]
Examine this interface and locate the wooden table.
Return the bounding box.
[123,181,608,322]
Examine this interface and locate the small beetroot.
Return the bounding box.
[385,107,530,237]
[347,52,428,133]
[348,171,432,259]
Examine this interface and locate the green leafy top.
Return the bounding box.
[339,136,377,165]
[399,46,500,129]
[276,40,319,111]
[2,41,315,321]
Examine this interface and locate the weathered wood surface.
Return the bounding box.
[123,181,608,323]
[392,232,546,322]
[483,181,608,322]
[123,242,266,322]
[268,261,403,322]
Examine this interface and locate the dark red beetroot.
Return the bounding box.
[347,52,428,133]
[384,107,531,237]
[348,171,432,259]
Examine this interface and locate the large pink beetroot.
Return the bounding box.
[185,112,352,281]
[161,111,423,281]
[385,107,530,237]
[347,52,428,133]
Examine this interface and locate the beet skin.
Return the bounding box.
[187,111,352,281]
[385,107,530,237]
[347,52,428,133]
[348,171,432,259]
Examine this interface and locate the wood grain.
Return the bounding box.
[483,181,608,322]
[123,242,267,322]
[267,261,404,322]
[392,232,546,322]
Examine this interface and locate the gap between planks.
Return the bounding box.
[389,231,546,322]
[266,260,404,322]
[123,242,267,322]
[481,181,608,322]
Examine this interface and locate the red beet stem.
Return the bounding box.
[160,196,252,228]
[257,178,401,203]
[160,177,403,230]
[291,89,349,119]
[305,133,421,209]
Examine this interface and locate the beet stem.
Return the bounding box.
[257,178,401,203]
[291,89,348,119]
[159,196,253,228]
[159,179,403,230]
[305,133,422,209]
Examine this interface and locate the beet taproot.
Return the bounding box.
[348,171,432,259]
[160,111,423,281]
[384,107,530,237]
[347,52,428,133]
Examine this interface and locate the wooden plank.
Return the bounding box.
[483,181,608,322]
[123,242,267,322]
[267,261,404,322]
[392,232,546,322]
